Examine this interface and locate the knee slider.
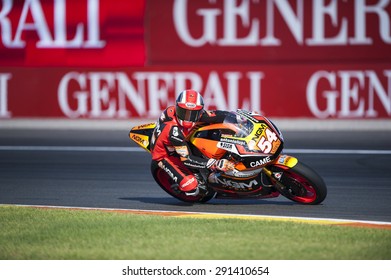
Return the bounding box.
[179,175,198,192]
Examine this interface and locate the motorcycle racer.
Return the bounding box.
[150,89,234,196]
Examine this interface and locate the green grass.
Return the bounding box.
[0,205,390,260]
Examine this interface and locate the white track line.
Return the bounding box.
[285,148,391,155]
[0,146,135,152]
[0,146,390,154]
[1,204,391,226]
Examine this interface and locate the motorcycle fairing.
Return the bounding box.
[190,113,284,170]
[208,173,268,196]
[129,122,156,152]
[208,171,281,199]
[275,154,298,168]
[190,124,238,159]
[262,154,299,184]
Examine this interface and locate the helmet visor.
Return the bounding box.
[176,106,202,123]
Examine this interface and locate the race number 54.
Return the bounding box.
[257,128,278,153]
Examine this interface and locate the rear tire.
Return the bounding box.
[270,162,327,205]
[152,168,215,203]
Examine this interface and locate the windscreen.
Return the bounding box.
[223,112,254,138]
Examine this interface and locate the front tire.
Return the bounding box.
[268,162,327,205]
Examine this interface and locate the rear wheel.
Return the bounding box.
[152,168,215,203]
[268,162,327,205]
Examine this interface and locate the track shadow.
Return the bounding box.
[119,196,196,206]
[118,196,295,206]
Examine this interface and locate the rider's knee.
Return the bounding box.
[179,175,198,192]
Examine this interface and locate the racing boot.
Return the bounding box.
[170,183,181,194]
[208,172,220,184]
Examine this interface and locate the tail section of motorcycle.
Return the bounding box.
[128,123,156,153]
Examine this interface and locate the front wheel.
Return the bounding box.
[266,162,327,205]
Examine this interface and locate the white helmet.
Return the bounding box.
[175,90,204,129]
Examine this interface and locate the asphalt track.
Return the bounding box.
[1,126,391,223]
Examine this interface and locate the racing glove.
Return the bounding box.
[207,159,235,172]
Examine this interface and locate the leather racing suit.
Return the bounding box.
[150,106,230,195]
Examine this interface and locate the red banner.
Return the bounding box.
[147,0,391,64]
[1,65,390,119]
[0,0,145,66]
[1,1,390,120]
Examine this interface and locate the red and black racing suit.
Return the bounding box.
[150,106,228,193]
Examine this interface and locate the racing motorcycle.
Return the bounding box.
[129,109,327,205]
